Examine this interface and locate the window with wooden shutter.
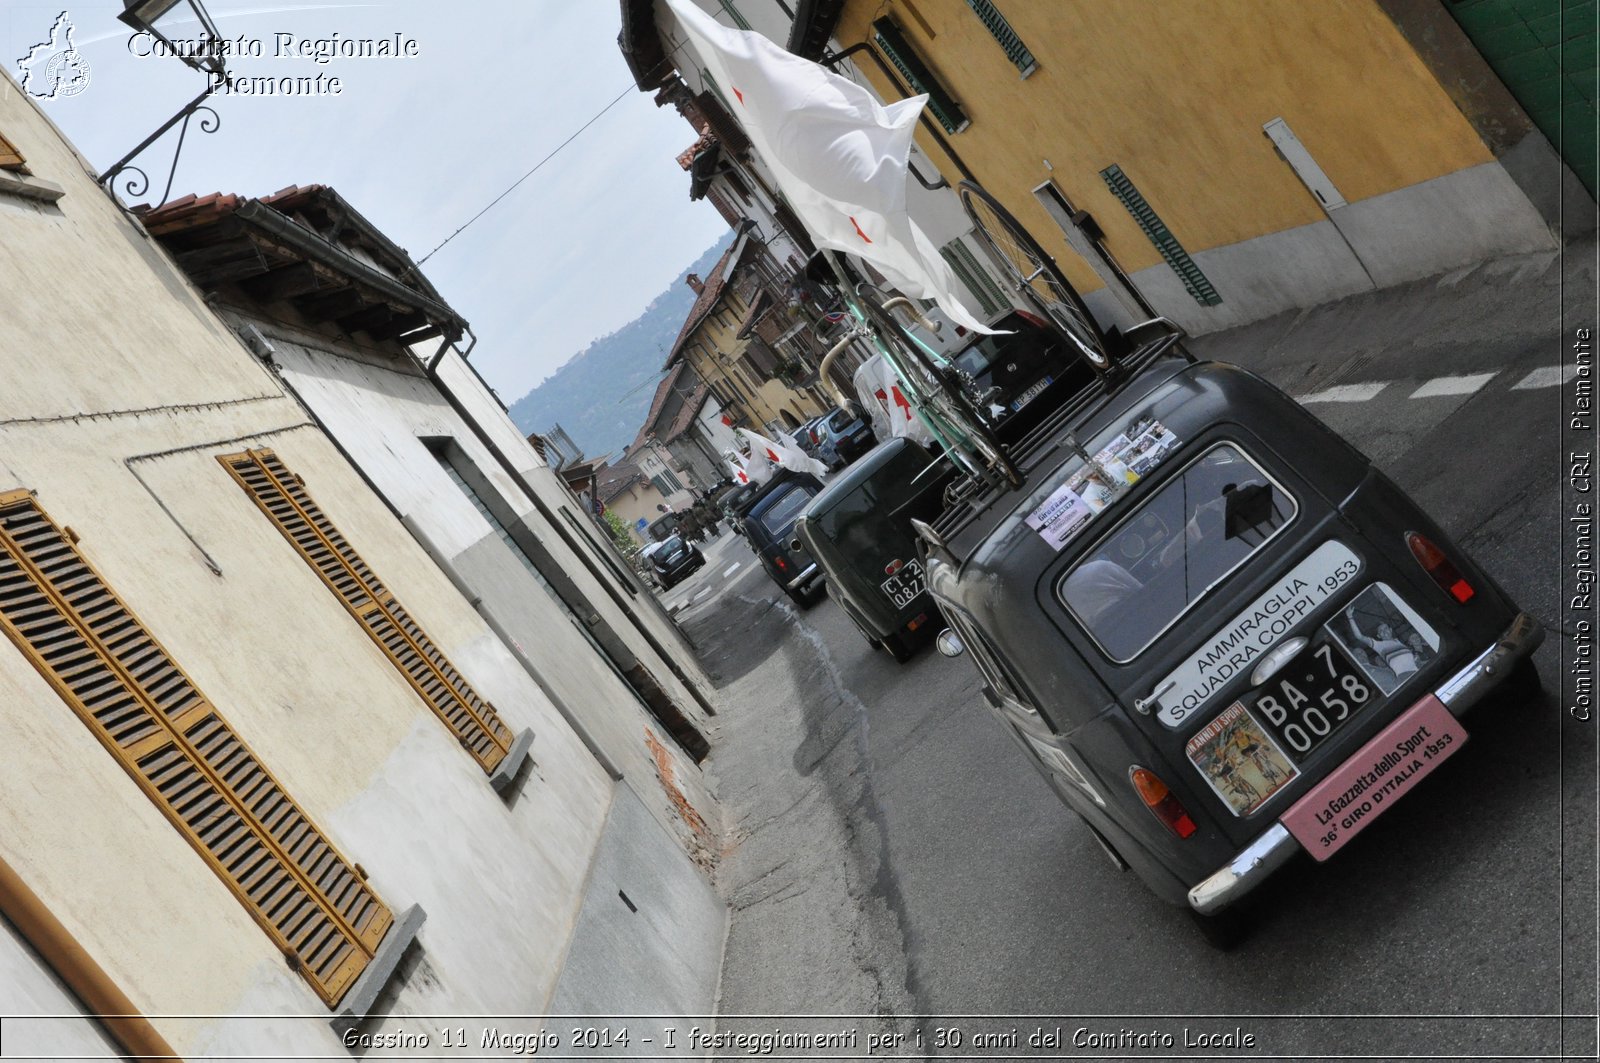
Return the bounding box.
[0,489,392,1007]
[219,449,515,774]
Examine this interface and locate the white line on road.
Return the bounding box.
[722,563,742,578]
[691,588,711,602]
[1408,372,1496,399]
[1512,365,1579,390]
[1298,382,1388,404]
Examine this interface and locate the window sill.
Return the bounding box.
[329,903,427,1037]
[489,727,535,796]
[0,169,65,204]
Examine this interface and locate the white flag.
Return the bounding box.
[852,352,935,446]
[663,0,992,334]
[737,426,828,478]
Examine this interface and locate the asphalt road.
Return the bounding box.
[669,245,1597,1061]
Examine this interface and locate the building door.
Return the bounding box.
[1447,0,1597,197]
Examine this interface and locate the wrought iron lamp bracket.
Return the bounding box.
[97,84,224,208]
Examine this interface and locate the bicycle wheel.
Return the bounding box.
[855,289,1024,489]
[959,180,1113,372]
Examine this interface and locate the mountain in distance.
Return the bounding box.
[506,233,734,462]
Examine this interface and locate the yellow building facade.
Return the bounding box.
[813,0,1569,333]
[670,239,828,435]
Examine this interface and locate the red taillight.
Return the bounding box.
[1130,767,1198,839]
[1406,532,1475,603]
[907,613,927,631]
[1016,309,1051,331]
[885,558,904,576]
[774,555,789,573]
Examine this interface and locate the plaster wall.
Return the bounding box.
[829,0,1553,306]
[255,329,714,831]
[0,79,686,1056]
[430,351,713,679]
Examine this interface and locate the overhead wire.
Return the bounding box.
[405,28,720,277]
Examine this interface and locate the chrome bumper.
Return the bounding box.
[786,563,821,591]
[1188,611,1543,915]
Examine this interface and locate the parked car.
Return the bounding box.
[796,437,952,662]
[647,534,705,590]
[636,540,667,589]
[948,308,1097,442]
[732,467,827,605]
[791,416,834,467]
[924,336,1542,946]
[810,406,878,468]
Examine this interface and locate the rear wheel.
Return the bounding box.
[959,180,1113,374]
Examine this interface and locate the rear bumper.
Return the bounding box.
[1187,611,1544,915]
[786,563,822,591]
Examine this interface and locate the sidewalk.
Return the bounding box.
[692,234,1597,1028]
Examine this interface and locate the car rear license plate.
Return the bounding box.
[1252,637,1376,764]
[1012,376,1053,411]
[881,560,925,608]
[1282,695,1467,859]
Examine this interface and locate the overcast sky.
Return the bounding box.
[2,0,731,402]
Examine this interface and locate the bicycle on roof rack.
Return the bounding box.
[812,180,1193,498]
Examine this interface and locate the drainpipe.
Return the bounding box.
[0,854,182,1062]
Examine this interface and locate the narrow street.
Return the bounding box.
[668,242,1597,1059]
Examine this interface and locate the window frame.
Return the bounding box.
[1055,440,1299,664]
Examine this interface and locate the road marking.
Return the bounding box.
[1408,372,1496,399]
[722,563,741,578]
[1299,382,1388,404]
[691,588,711,603]
[1512,365,1578,390]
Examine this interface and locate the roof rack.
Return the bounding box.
[929,326,1191,562]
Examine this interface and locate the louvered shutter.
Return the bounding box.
[0,489,391,1007]
[0,131,23,171]
[219,450,515,773]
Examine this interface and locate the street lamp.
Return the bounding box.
[101,0,230,205]
[118,0,228,77]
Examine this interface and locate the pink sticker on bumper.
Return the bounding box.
[1281,695,1467,861]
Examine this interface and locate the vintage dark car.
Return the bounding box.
[647,534,704,590]
[796,437,951,662]
[733,467,827,605]
[924,336,1542,945]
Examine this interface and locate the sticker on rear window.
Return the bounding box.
[1024,418,1182,550]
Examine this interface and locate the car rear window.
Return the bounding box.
[815,449,936,556]
[1058,443,1296,662]
[827,410,854,432]
[753,486,814,535]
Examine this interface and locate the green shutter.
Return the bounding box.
[872,19,968,134]
[1100,164,1222,307]
[964,0,1037,76]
